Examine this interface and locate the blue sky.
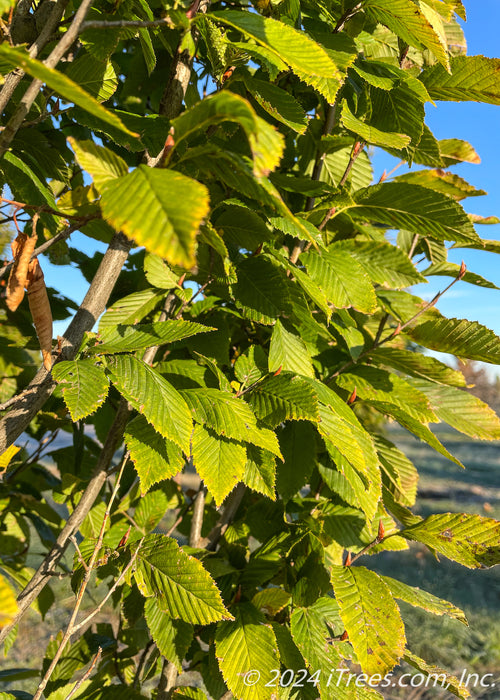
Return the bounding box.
[47,0,500,341]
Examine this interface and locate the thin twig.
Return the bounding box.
[157,659,178,700]
[334,1,363,33]
[203,483,246,551]
[82,17,171,29]
[407,233,420,259]
[63,647,102,700]
[338,140,366,188]
[33,451,130,700]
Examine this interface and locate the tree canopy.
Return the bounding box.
[1,0,500,698]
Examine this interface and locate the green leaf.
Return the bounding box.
[100,166,210,267]
[369,347,466,386]
[345,182,479,243]
[340,101,411,149]
[422,261,499,289]
[407,317,500,363]
[277,421,317,500]
[65,54,118,102]
[171,91,284,177]
[403,651,471,700]
[409,379,500,439]
[144,598,193,671]
[232,255,290,324]
[439,138,481,166]
[395,169,486,200]
[421,55,500,104]
[363,0,449,68]
[375,435,419,507]
[372,402,464,467]
[106,355,192,452]
[215,205,270,249]
[302,248,377,314]
[215,602,280,700]
[124,416,185,495]
[0,45,136,136]
[98,288,165,333]
[243,445,276,500]
[380,574,467,625]
[331,564,406,676]
[268,321,314,378]
[132,533,232,624]
[400,512,500,568]
[181,388,281,457]
[93,320,215,354]
[248,373,320,427]
[191,424,247,506]
[52,360,109,421]
[335,366,436,423]
[244,75,308,134]
[144,254,179,289]
[68,138,128,190]
[332,240,426,288]
[209,11,343,102]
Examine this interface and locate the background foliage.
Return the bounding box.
[0,0,500,697]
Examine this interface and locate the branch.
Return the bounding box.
[289,101,338,265]
[32,451,130,700]
[63,647,102,700]
[326,262,467,383]
[189,484,206,548]
[202,483,246,551]
[0,0,70,114]
[81,17,172,29]
[0,232,132,455]
[0,0,95,156]
[157,659,178,700]
[0,399,131,645]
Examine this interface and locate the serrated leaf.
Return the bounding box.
[400,512,500,568]
[380,574,467,625]
[209,11,343,102]
[252,588,291,616]
[421,55,500,104]
[243,445,276,500]
[92,320,215,354]
[215,602,280,700]
[439,138,480,166]
[422,261,498,289]
[191,424,247,506]
[408,317,500,363]
[100,166,209,267]
[171,91,284,177]
[244,75,308,134]
[375,435,418,507]
[403,651,471,700]
[66,54,118,102]
[396,169,486,200]
[248,373,320,427]
[132,533,232,624]
[0,45,136,137]
[332,240,426,288]
[302,249,377,314]
[144,598,193,671]
[409,378,500,439]
[369,347,466,386]
[144,254,179,289]
[215,205,270,249]
[277,421,317,500]
[345,182,479,243]
[68,138,128,190]
[98,288,166,333]
[232,255,290,324]
[331,565,405,676]
[363,0,449,67]
[124,416,184,494]
[269,320,314,378]
[180,388,281,458]
[340,101,411,149]
[107,355,192,452]
[52,360,109,421]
